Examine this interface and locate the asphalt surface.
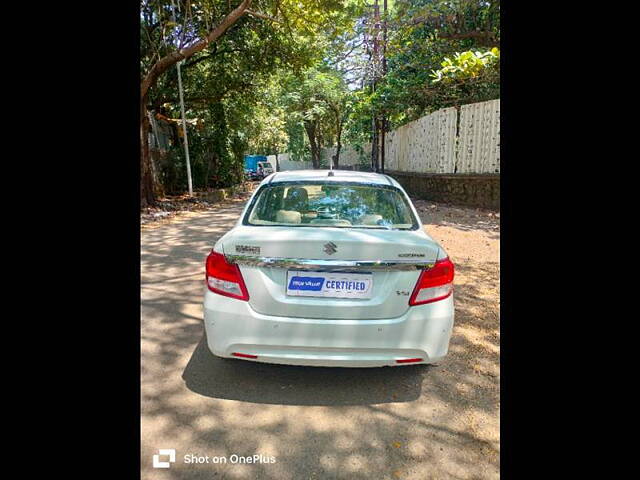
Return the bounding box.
[141,189,500,480]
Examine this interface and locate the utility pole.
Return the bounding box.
[370,0,380,173]
[171,0,193,195]
[177,60,193,195]
[380,0,387,174]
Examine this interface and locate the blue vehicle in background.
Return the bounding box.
[244,155,275,181]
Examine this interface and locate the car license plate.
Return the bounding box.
[286,271,373,299]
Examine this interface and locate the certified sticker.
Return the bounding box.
[286,271,373,299]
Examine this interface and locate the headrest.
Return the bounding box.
[284,187,308,210]
[361,214,383,225]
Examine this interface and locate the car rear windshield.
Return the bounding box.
[245,182,418,230]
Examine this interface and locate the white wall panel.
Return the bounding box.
[274,99,499,174]
[457,99,500,173]
[384,107,457,173]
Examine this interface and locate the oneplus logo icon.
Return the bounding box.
[153,449,176,468]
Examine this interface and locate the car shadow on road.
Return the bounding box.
[182,334,429,406]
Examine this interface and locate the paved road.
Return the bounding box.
[141,191,500,480]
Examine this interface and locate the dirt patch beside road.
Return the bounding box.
[141,186,256,228]
[140,193,500,480]
[412,200,499,264]
[413,199,500,469]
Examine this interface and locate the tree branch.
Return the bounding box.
[437,31,498,45]
[152,81,257,108]
[328,39,365,66]
[141,0,253,99]
[246,9,281,23]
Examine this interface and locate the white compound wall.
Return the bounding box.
[276,98,500,174]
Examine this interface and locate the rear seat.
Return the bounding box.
[361,214,383,225]
[275,210,302,224]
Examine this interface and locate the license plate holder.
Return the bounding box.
[286,270,373,299]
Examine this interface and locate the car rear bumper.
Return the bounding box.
[203,289,454,367]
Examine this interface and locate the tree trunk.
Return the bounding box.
[139,0,253,206]
[335,119,343,168]
[140,98,156,207]
[380,118,385,174]
[204,150,212,189]
[304,120,321,169]
[371,116,379,172]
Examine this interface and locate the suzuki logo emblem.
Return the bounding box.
[323,242,337,255]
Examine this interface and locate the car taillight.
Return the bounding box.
[409,257,454,306]
[205,250,249,301]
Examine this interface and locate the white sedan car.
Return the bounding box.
[203,170,454,367]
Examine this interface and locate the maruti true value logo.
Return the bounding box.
[288,276,325,291]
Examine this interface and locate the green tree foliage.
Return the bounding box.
[140,0,500,198]
[280,66,353,167]
[141,0,358,196]
[285,118,308,162]
[431,48,499,83]
[366,0,500,127]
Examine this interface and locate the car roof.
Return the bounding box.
[266,169,400,188]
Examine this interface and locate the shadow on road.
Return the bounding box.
[182,334,429,406]
[141,191,500,479]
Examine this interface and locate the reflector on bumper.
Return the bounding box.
[232,352,258,359]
